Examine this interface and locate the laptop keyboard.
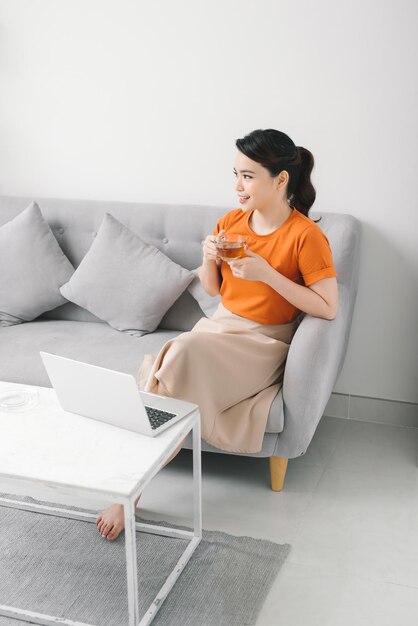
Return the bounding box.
[145,405,177,430]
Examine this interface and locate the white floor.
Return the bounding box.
[139,416,418,626]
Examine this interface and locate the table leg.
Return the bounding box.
[192,415,202,540]
[124,500,139,626]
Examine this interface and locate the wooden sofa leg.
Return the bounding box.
[269,456,288,491]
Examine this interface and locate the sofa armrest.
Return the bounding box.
[273,285,351,458]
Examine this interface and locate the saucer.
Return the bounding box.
[0,387,39,413]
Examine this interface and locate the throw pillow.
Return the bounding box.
[0,202,75,327]
[187,267,221,317]
[60,213,194,335]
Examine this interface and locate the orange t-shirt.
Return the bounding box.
[213,208,337,325]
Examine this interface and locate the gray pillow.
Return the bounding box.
[60,213,194,335]
[187,267,221,317]
[0,202,74,327]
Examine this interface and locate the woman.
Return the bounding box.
[96,128,338,540]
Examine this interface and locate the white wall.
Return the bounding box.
[1,0,417,403]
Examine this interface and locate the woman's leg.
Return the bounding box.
[96,436,186,541]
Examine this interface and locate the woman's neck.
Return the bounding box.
[249,202,293,235]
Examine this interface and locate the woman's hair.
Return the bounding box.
[235,128,316,217]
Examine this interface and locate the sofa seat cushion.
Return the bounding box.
[0,320,180,388]
[0,319,284,433]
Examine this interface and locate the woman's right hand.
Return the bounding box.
[202,229,224,264]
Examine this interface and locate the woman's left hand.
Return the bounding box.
[227,247,273,282]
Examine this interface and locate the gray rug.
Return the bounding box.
[0,499,290,626]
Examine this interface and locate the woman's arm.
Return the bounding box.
[199,259,222,296]
[228,249,338,320]
[198,233,223,296]
[264,273,338,320]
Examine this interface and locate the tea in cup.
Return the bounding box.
[215,234,247,261]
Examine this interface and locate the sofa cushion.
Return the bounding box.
[0,202,74,327]
[60,213,194,336]
[0,319,180,388]
[0,318,285,432]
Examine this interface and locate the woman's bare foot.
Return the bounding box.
[96,504,125,541]
[95,436,185,541]
[96,497,140,541]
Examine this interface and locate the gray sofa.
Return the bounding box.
[0,195,361,490]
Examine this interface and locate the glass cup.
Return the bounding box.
[215,234,247,261]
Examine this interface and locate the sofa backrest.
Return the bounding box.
[0,195,358,330]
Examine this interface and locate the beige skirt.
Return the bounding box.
[137,303,298,454]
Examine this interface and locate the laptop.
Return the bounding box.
[40,351,198,437]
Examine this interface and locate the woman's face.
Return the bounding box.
[233,151,287,213]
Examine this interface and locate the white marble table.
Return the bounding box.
[0,381,202,626]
